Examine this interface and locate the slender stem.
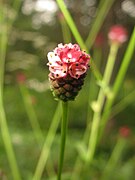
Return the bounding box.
[103,43,119,85]
[57,101,68,180]
[86,43,119,163]
[56,0,102,82]
[101,137,126,180]
[93,47,102,70]
[56,0,87,51]
[86,47,102,126]
[19,84,44,144]
[85,0,115,49]
[0,93,21,180]
[0,9,8,96]
[0,2,21,179]
[71,43,119,178]
[111,89,135,118]
[99,27,135,140]
[33,103,61,180]
[60,16,72,43]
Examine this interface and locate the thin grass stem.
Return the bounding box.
[86,43,119,163]
[56,0,102,81]
[101,137,126,180]
[111,89,135,118]
[0,2,21,179]
[0,93,21,180]
[33,103,61,180]
[85,0,115,49]
[59,16,72,43]
[19,84,44,145]
[99,27,135,140]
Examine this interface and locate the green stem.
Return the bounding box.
[56,0,102,82]
[86,47,102,135]
[101,137,126,180]
[93,47,102,70]
[56,0,87,51]
[71,43,119,178]
[99,27,135,140]
[86,43,119,163]
[19,84,44,145]
[85,0,115,49]
[111,89,135,118]
[0,3,21,179]
[33,103,61,180]
[0,9,8,96]
[0,93,21,180]
[60,16,72,43]
[57,101,68,180]
[103,43,119,85]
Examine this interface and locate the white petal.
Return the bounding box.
[47,52,61,63]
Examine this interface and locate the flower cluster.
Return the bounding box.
[47,43,90,79]
[108,25,128,44]
[47,43,90,101]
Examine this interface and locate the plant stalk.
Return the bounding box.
[57,101,68,180]
[85,0,115,49]
[101,137,127,180]
[99,27,135,140]
[0,3,21,179]
[86,43,119,163]
[56,0,102,82]
[33,103,61,180]
[19,84,44,145]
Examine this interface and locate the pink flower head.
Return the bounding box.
[119,126,131,138]
[47,43,90,79]
[16,73,26,84]
[94,33,104,47]
[108,25,128,44]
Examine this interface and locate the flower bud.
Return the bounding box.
[16,73,26,84]
[108,25,128,45]
[47,43,90,101]
[119,126,131,138]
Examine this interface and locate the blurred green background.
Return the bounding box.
[0,0,135,179]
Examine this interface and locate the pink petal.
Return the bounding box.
[69,63,87,79]
[67,50,82,62]
[79,53,90,65]
[49,63,68,78]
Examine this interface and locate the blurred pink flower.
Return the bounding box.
[119,126,131,138]
[94,33,104,47]
[16,73,26,84]
[108,25,128,44]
